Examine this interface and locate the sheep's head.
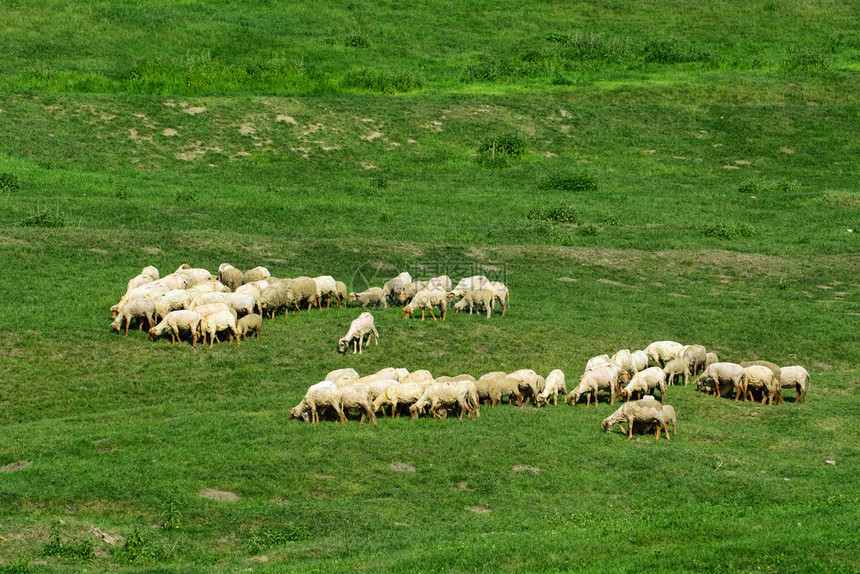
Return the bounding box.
[110,318,122,333]
[148,328,158,341]
[602,418,613,433]
[445,292,457,304]
[453,299,467,312]
[403,305,413,319]
[348,293,357,302]
[337,337,350,353]
[620,389,631,402]
[617,370,631,385]
[290,404,309,422]
[535,394,548,408]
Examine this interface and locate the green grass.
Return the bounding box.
[0,1,859,572]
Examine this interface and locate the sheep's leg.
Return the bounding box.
[428,307,437,321]
[662,422,670,440]
[390,401,397,419]
[655,425,662,440]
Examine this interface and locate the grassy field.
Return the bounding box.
[0,1,859,572]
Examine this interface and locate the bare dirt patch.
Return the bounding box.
[466,506,492,514]
[815,363,834,371]
[141,246,162,255]
[598,278,624,286]
[276,115,297,124]
[558,277,578,282]
[389,462,416,473]
[452,481,473,492]
[512,465,541,474]
[89,248,109,255]
[184,106,207,115]
[361,131,383,141]
[371,261,395,270]
[240,124,256,136]
[1,461,32,472]
[162,128,179,136]
[199,488,239,502]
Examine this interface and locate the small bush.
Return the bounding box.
[119,527,162,564]
[703,221,755,240]
[479,132,527,158]
[537,169,598,192]
[344,34,371,48]
[460,54,514,83]
[42,521,95,561]
[738,179,799,194]
[160,488,183,530]
[371,175,389,189]
[114,185,130,200]
[602,213,620,226]
[578,224,599,236]
[20,207,65,228]
[0,173,20,194]
[0,559,33,574]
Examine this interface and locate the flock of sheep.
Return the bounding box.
[110,265,809,439]
[291,339,811,440]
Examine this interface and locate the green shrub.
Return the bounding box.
[460,54,514,83]
[537,169,598,192]
[119,526,162,564]
[602,213,620,226]
[703,221,755,239]
[42,521,95,561]
[527,203,579,224]
[555,33,633,64]
[578,224,599,236]
[20,207,65,228]
[0,173,20,194]
[478,132,527,158]
[0,559,32,574]
[175,190,195,203]
[344,34,371,48]
[738,179,799,194]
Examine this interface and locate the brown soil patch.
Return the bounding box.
[371,261,395,270]
[199,488,239,502]
[512,465,541,474]
[240,124,256,135]
[184,106,207,115]
[466,506,492,514]
[723,165,740,169]
[162,128,178,136]
[361,131,383,141]
[89,248,109,255]
[141,246,162,255]
[558,277,578,282]
[598,278,623,286]
[276,115,297,124]
[815,363,834,371]
[452,481,473,492]
[389,462,416,473]
[0,461,32,472]
[668,292,689,298]
[735,160,751,165]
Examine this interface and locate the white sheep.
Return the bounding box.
[451,275,491,297]
[111,298,156,336]
[403,288,448,320]
[584,354,612,373]
[402,369,434,384]
[126,265,159,293]
[474,372,506,405]
[743,365,782,405]
[243,266,271,285]
[662,358,692,386]
[236,313,261,341]
[644,340,684,367]
[705,352,719,371]
[185,280,230,299]
[340,384,378,424]
[348,287,388,309]
[290,381,347,424]
[683,345,708,376]
[372,381,431,418]
[602,398,670,440]
[453,288,494,318]
[410,380,479,421]
[696,362,747,401]
[338,312,379,354]
[536,369,567,407]
[382,271,412,305]
[568,364,630,407]
[348,378,399,417]
[631,350,649,373]
[779,365,810,404]
[148,310,202,347]
[325,368,361,386]
[236,280,270,300]
[193,303,236,322]
[313,275,339,309]
[153,289,191,321]
[620,366,667,403]
[199,310,240,348]
[501,369,544,407]
[637,401,677,436]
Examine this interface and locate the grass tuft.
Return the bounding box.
[703,221,756,239]
[537,168,599,192]
[0,172,20,194]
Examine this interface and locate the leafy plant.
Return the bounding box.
[344,34,371,48]
[20,207,65,228]
[0,173,19,194]
[160,488,183,530]
[342,68,423,93]
[247,525,311,553]
[537,169,598,192]
[175,190,196,203]
[643,39,710,64]
[703,221,755,239]
[578,223,599,236]
[478,132,527,158]
[119,526,162,564]
[782,47,831,71]
[41,521,95,561]
[0,559,33,574]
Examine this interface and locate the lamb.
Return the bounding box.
[663,358,692,386]
[533,370,566,407]
[382,271,412,306]
[644,340,684,367]
[403,288,448,321]
[410,381,479,421]
[486,281,510,316]
[620,366,667,403]
[348,287,388,309]
[313,275,339,309]
[148,310,202,347]
[602,398,670,440]
[111,298,156,336]
[372,381,431,418]
[286,276,319,311]
[743,365,782,405]
[243,266,271,285]
[568,364,629,407]
[216,263,244,292]
[199,310,240,348]
[258,281,292,318]
[290,381,347,424]
[340,384,378,424]
[338,312,379,354]
[696,362,747,401]
[683,345,708,376]
[778,366,810,403]
[452,288,494,318]
[236,313,261,341]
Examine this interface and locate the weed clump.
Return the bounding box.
[344,34,371,48]
[782,47,831,71]
[528,203,579,224]
[247,525,311,553]
[342,68,423,93]
[0,559,33,573]
[703,221,755,240]
[20,207,65,228]
[476,132,527,168]
[175,190,195,203]
[738,179,799,194]
[42,521,95,561]
[119,526,163,564]
[537,169,598,192]
[643,39,710,64]
[0,173,19,194]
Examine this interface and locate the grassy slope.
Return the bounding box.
[0,1,859,572]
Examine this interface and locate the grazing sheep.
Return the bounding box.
[535,370,567,407]
[568,364,630,407]
[258,281,292,318]
[398,280,430,305]
[740,360,782,381]
[453,288,494,318]
[372,381,431,418]
[705,352,719,371]
[779,365,810,404]
[638,403,677,436]
[185,281,230,300]
[193,303,236,322]
[620,367,667,403]
[486,281,510,316]
[696,362,746,401]
[243,266,271,285]
[403,288,448,321]
[286,276,319,311]
[611,349,638,377]
[313,275,339,309]
[338,312,379,354]
[148,310,202,347]
[743,365,782,405]
[153,289,191,322]
[602,398,670,440]
[631,350,650,373]
[188,291,229,310]
[584,354,612,373]
[474,372,507,405]
[291,381,347,424]
[340,384,378,424]
[223,293,256,317]
[644,340,684,367]
[410,381,479,421]
[348,287,388,309]
[236,280,270,300]
[402,369,434,385]
[335,281,348,308]
[500,369,544,407]
[663,358,692,386]
[326,368,361,386]
[451,275,491,297]
[176,266,216,289]
[236,313,261,341]
[126,267,159,293]
[199,310,240,348]
[382,271,412,306]
[683,345,707,376]
[111,298,156,336]
[218,263,244,292]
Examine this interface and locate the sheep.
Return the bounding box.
[185,280,231,300]
[452,288,494,318]
[637,402,677,436]
[199,310,240,348]
[372,381,431,418]
[340,384,378,424]
[602,398,670,440]
[403,288,448,321]
[243,266,271,285]
[620,366,667,403]
[326,368,361,386]
[236,313,261,341]
[218,263,244,292]
[584,354,612,373]
[236,280,270,300]
[176,266,216,289]
[683,345,707,376]
[740,360,782,381]
[743,365,782,405]
[348,287,388,309]
[222,292,256,317]
[152,289,191,322]
[290,381,347,424]
[193,302,237,322]
[696,362,747,401]
[371,367,402,381]
[258,281,292,318]
[705,352,719,371]
[410,381,479,421]
[398,280,430,305]
[631,350,649,373]
[382,271,412,306]
[111,281,170,317]
[777,365,809,404]
[286,276,319,312]
[338,312,379,354]
[611,349,636,376]
[644,340,684,367]
[474,372,506,405]
[148,310,202,347]
[451,275,491,297]
[335,281,348,308]
[501,369,544,407]
[568,364,629,407]
[532,370,565,407]
[663,358,692,386]
[188,291,229,310]
[313,275,339,309]
[487,281,510,316]
[126,266,159,293]
[402,369,434,385]
[111,298,156,336]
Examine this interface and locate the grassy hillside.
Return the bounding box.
[0,1,858,572]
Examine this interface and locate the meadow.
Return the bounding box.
[0,1,858,572]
